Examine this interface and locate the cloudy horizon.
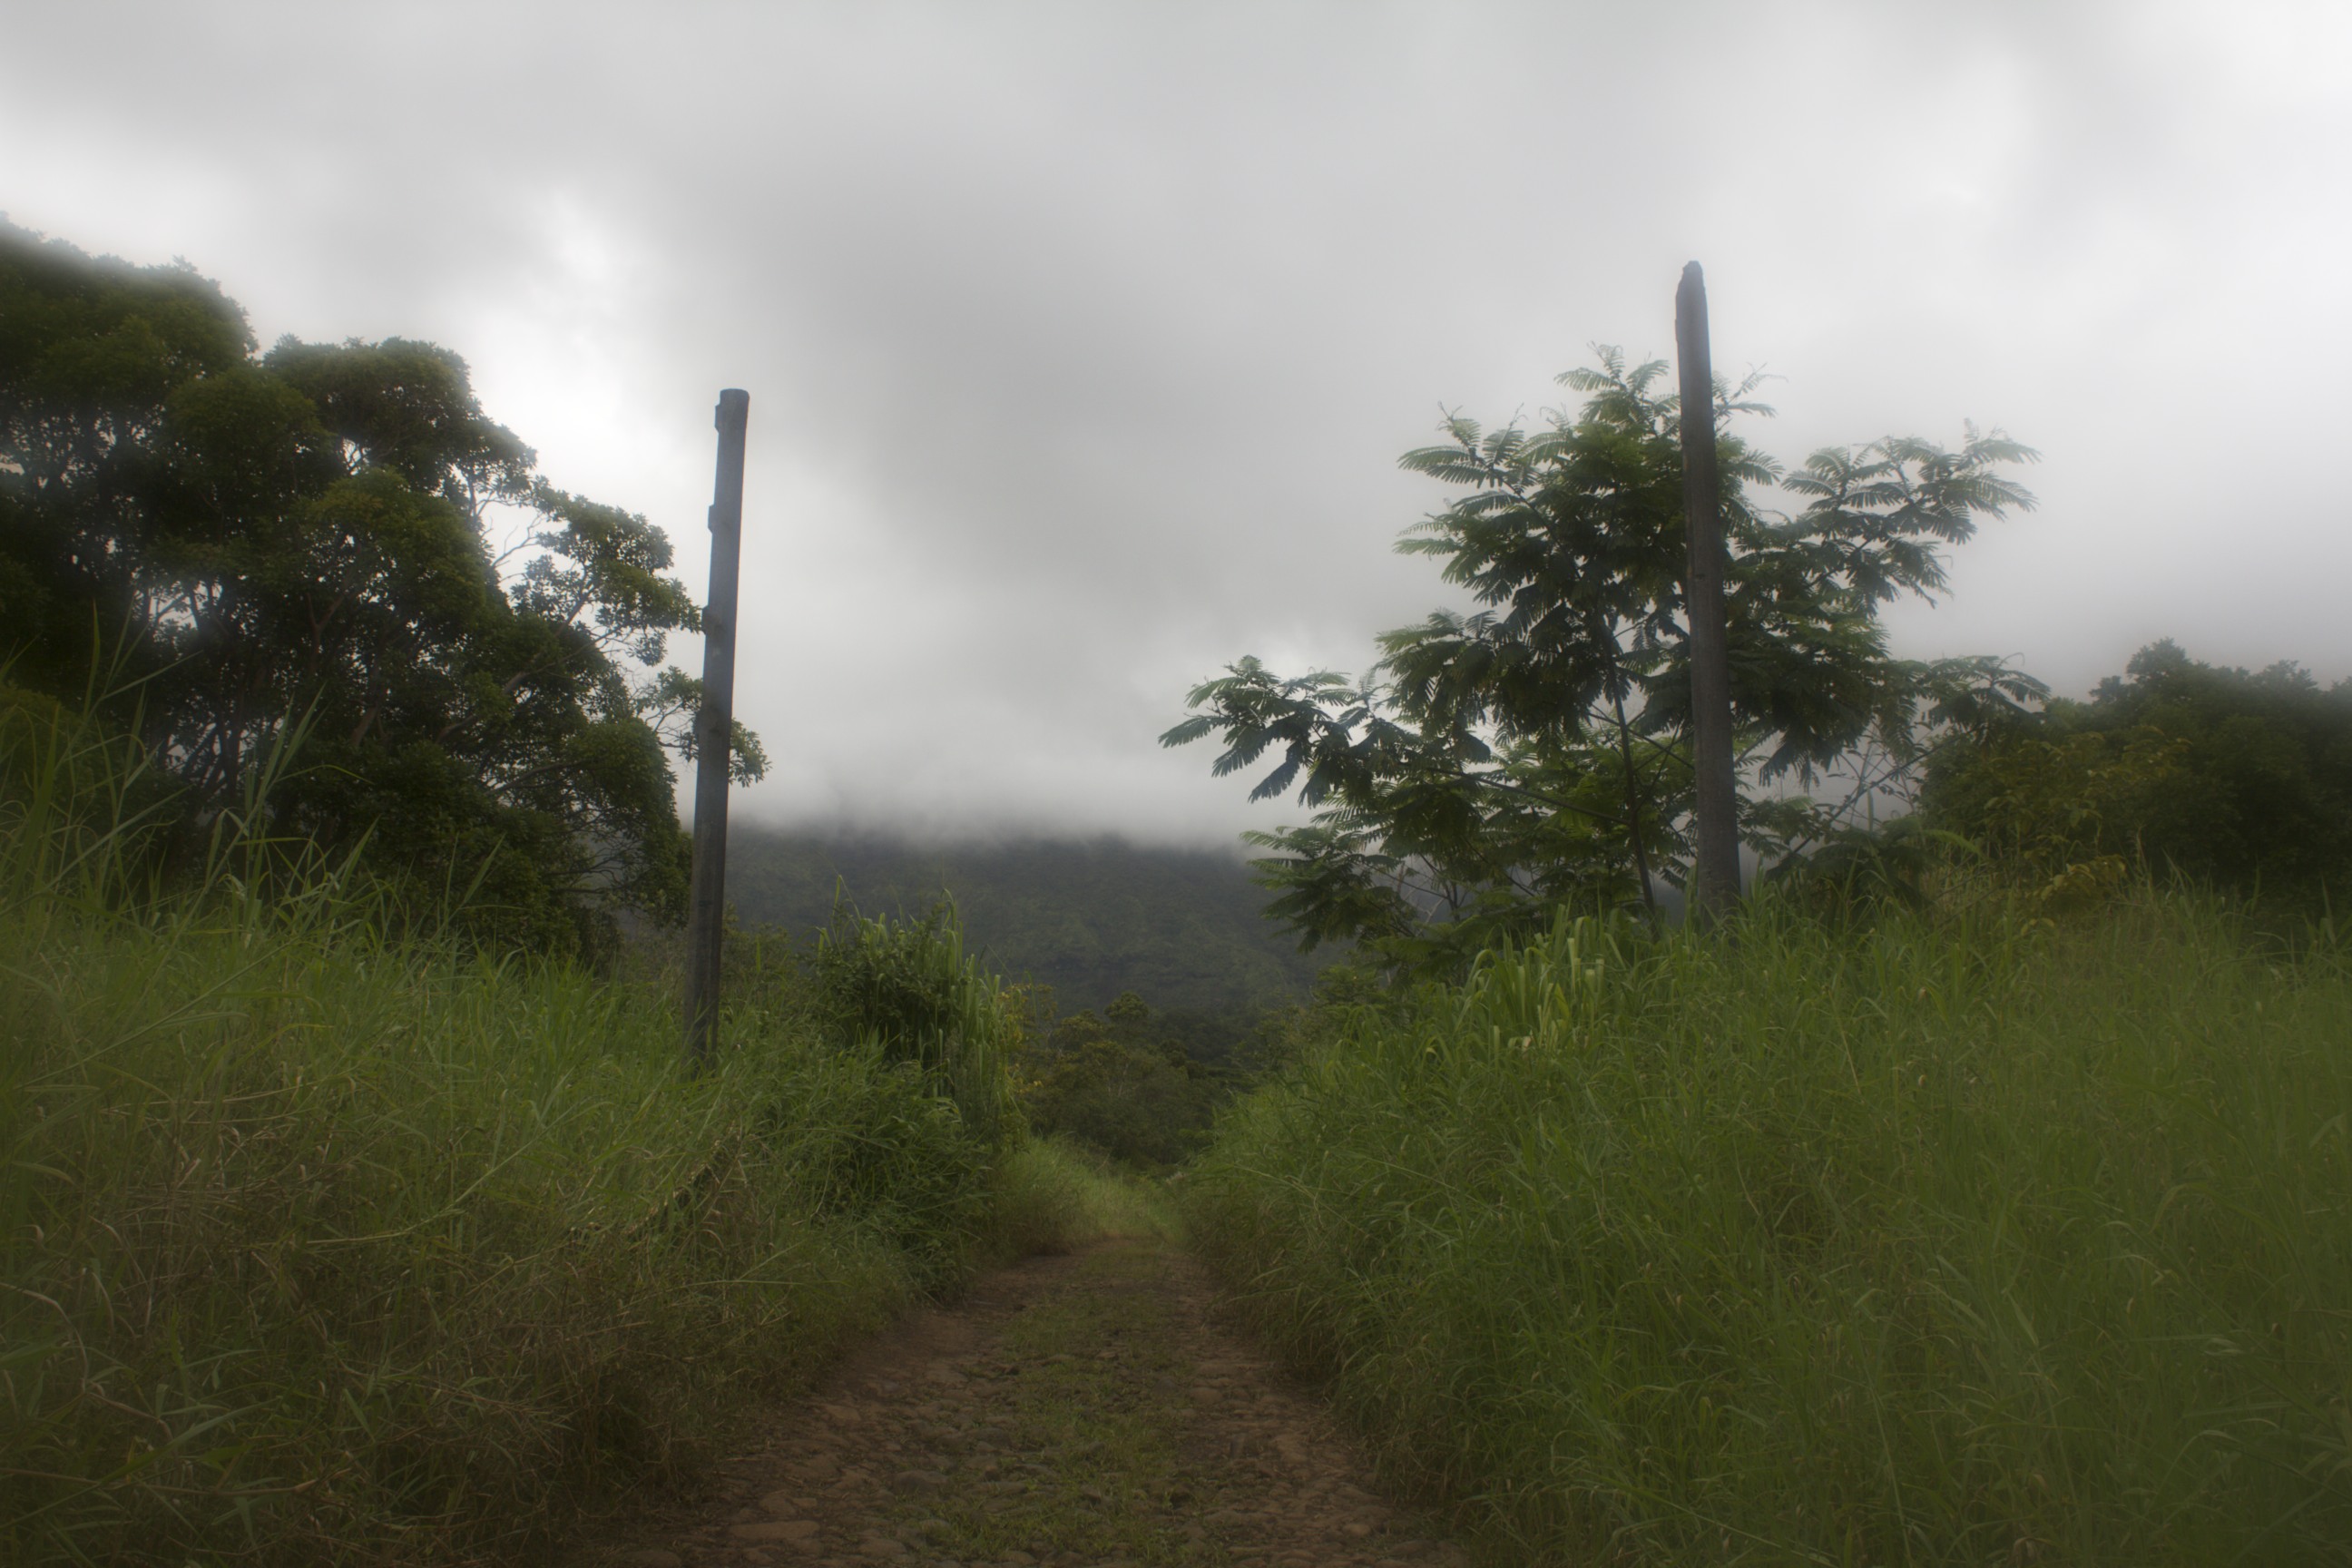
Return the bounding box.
[7,2,2348,848]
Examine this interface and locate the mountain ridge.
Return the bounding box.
[725,828,1332,1016]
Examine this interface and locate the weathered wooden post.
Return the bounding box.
[683,388,749,1066]
[1676,263,1741,921]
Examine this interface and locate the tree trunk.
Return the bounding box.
[1676,262,1741,923]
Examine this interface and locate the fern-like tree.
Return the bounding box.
[1163,349,2043,973]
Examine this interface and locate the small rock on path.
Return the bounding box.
[585,1240,1469,1568]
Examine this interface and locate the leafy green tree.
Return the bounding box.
[1926,640,2352,906]
[1165,349,2041,971]
[0,220,760,954]
[1018,991,1228,1167]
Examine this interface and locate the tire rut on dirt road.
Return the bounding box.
[592,1239,1469,1568]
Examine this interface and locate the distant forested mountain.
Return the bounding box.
[725,831,1332,1015]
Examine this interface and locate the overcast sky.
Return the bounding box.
[7,3,2348,847]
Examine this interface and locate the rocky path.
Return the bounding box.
[593,1240,1468,1568]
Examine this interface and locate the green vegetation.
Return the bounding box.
[0,704,1123,1567]
[0,225,1174,1565]
[0,219,758,957]
[1007,979,1377,1172]
[726,828,1330,1015]
[720,832,1352,1172]
[1926,638,2352,910]
[985,1139,1177,1259]
[716,887,1288,1171]
[1017,993,1235,1169]
[1166,343,2352,1559]
[916,1243,1209,1565]
[1164,349,2041,972]
[1187,892,2352,1563]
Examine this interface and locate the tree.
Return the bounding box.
[0,219,762,955]
[1017,991,1227,1167]
[1925,640,2352,907]
[1164,348,2042,973]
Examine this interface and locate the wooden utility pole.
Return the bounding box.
[683,388,750,1066]
[1676,262,1741,921]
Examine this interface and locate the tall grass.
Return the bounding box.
[1188,897,2352,1564]
[810,903,1024,1150]
[986,1137,1181,1257]
[0,694,1097,1565]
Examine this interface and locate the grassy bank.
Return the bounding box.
[1187,895,2352,1564]
[0,710,1125,1565]
[988,1137,1181,1257]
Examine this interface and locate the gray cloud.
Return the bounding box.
[7,1,2348,845]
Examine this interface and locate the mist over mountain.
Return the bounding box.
[725,829,1332,1017]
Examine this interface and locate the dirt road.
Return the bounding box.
[593,1239,1467,1568]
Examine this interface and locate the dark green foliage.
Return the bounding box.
[724,828,1331,1015]
[806,902,1022,1150]
[1759,814,1981,918]
[1166,349,2041,974]
[0,225,254,698]
[1229,964,1398,1078]
[0,220,756,956]
[1018,992,1230,1167]
[1928,640,2352,906]
[783,1038,996,1276]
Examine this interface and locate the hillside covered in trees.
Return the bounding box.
[727,829,1332,1016]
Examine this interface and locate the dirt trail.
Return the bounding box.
[590,1239,1467,1568]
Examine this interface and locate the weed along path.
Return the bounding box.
[593,1240,1466,1568]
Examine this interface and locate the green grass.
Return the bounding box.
[1186,894,2352,1564]
[987,1137,1181,1258]
[918,1243,1208,1565]
[0,700,1122,1565]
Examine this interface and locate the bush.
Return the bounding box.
[808,901,1023,1149]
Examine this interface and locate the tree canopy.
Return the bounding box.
[1924,640,2352,907]
[1165,349,2041,971]
[1018,990,1230,1168]
[0,220,760,955]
